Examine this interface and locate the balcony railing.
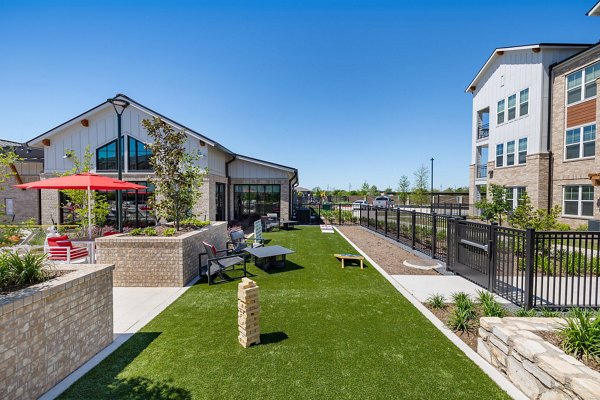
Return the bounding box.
[476,164,487,179]
[477,123,489,140]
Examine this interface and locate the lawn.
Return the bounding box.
[60,226,510,399]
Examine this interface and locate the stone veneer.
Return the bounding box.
[478,317,600,400]
[0,264,114,400]
[95,221,228,286]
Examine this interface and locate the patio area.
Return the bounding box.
[58,226,511,399]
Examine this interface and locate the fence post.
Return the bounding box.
[374,208,378,231]
[488,222,498,292]
[318,204,321,224]
[524,228,535,310]
[432,212,437,259]
[396,209,400,242]
[450,204,453,216]
[411,210,416,249]
[384,208,388,237]
[338,205,342,225]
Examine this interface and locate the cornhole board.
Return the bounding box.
[334,253,364,269]
[320,224,334,233]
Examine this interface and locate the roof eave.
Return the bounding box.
[587,1,600,16]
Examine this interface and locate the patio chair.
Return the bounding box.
[227,229,263,255]
[261,213,280,232]
[47,235,90,263]
[201,241,245,285]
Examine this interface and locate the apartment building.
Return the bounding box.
[550,43,600,226]
[467,44,591,214]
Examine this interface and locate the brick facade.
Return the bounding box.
[551,45,600,227]
[0,264,114,399]
[95,221,228,286]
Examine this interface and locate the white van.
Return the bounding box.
[372,196,394,208]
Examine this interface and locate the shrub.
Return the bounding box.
[451,292,474,310]
[555,223,571,231]
[447,308,474,333]
[559,308,600,362]
[426,293,446,309]
[163,228,176,237]
[144,227,158,236]
[515,308,537,317]
[540,308,561,318]
[180,218,211,229]
[0,251,49,289]
[129,228,143,236]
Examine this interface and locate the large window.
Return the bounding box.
[565,124,595,160]
[507,94,517,121]
[128,137,152,171]
[567,62,600,104]
[564,185,594,217]
[496,144,504,167]
[96,138,123,171]
[506,141,515,166]
[518,138,527,164]
[234,184,281,220]
[497,100,505,124]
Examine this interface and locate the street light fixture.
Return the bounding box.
[107,96,130,232]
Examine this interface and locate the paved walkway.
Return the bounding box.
[41,281,197,400]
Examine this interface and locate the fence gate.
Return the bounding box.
[448,219,494,290]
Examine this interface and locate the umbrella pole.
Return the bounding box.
[88,187,92,239]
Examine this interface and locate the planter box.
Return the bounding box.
[478,317,600,399]
[96,221,228,287]
[0,264,114,400]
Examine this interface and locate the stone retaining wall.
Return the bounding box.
[478,317,600,399]
[95,222,228,286]
[0,264,114,400]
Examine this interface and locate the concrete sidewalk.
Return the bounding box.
[40,281,197,400]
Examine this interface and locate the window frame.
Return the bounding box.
[519,88,529,117]
[96,138,122,172]
[506,186,526,209]
[564,124,596,161]
[507,94,517,121]
[563,185,594,217]
[518,138,527,164]
[506,140,515,166]
[496,143,504,167]
[497,99,505,125]
[566,61,600,106]
[128,136,152,171]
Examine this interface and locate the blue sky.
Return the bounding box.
[0,0,598,191]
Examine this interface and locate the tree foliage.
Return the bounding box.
[143,117,207,227]
[509,193,562,230]
[0,149,21,215]
[475,184,511,225]
[360,181,370,196]
[62,146,110,228]
[411,165,430,205]
[397,175,410,205]
[368,185,379,196]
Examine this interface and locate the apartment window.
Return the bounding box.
[519,89,529,116]
[506,187,526,209]
[565,124,596,160]
[506,141,515,166]
[497,100,505,125]
[507,94,517,121]
[567,62,600,104]
[518,138,527,164]
[96,139,122,171]
[496,144,504,167]
[564,185,594,217]
[233,184,281,220]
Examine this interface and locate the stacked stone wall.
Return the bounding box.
[0,264,114,399]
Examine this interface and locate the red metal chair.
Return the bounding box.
[47,235,89,263]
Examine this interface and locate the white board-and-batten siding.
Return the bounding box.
[42,105,210,173]
[470,48,585,165]
[229,159,290,179]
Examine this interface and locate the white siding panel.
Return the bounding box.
[207,147,227,176]
[229,159,289,179]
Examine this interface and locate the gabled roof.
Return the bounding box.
[0,139,44,161]
[587,0,600,16]
[235,154,297,173]
[27,94,235,155]
[465,43,592,93]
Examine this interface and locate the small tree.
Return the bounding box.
[509,193,562,230]
[397,175,410,205]
[368,185,379,197]
[359,181,369,197]
[475,184,512,225]
[0,149,21,217]
[143,117,207,228]
[62,146,110,231]
[411,165,430,205]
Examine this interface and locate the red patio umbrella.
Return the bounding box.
[15,173,147,238]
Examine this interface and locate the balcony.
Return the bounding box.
[476,164,487,179]
[477,123,489,140]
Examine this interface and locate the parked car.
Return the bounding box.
[352,200,368,210]
[372,196,394,208]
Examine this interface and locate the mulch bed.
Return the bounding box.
[425,304,481,351]
[535,330,600,373]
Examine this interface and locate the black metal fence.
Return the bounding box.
[359,206,449,262]
[446,219,600,310]
[293,203,359,225]
[393,203,469,217]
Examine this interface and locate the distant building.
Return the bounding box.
[0,140,43,223]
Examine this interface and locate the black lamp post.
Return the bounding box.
[108,96,130,232]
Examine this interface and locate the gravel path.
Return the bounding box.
[337,225,439,275]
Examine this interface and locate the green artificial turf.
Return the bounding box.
[60,226,510,400]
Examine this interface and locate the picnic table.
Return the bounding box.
[245,245,295,270]
[281,220,298,230]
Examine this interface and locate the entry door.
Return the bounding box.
[216,183,226,221]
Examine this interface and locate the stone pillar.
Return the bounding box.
[41,189,60,225]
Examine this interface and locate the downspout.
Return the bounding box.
[225,155,236,221]
[289,169,298,220]
[547,62,557,211]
